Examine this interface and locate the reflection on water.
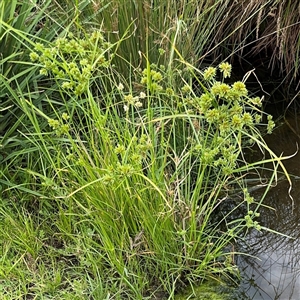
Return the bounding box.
[236,114,300,300]
[236,183,300,299]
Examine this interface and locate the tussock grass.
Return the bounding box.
[209,0,300,82]
[0,1,292,299]
[67,0,300,83]
[60,0,232,73]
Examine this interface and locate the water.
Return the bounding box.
[236,113,300,299]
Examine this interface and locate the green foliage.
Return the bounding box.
[0,0,46,71]
[0,0,47,134]
[64,0,231,75]
[0,0,95,136]
[175,279,233,300]
[0,1,291,299]
[1,34,288,297]
[30,31,112,96]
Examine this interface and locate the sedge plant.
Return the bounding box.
[0,28,290,299]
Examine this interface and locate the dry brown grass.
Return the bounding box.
[211,0,300,83]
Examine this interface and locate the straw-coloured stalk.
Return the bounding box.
[212,0,300,82]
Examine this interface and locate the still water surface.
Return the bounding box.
[236,113,300,300]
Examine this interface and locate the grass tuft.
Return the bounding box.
[0,2,292,299]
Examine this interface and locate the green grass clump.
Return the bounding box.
[0,2,292,299]
[0,26,289,299]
